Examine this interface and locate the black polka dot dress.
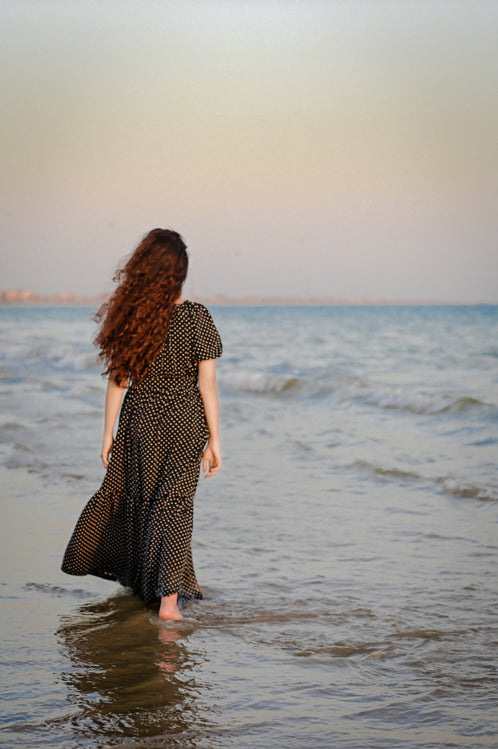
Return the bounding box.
[61,301,222,604]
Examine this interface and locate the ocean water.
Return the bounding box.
[0,304,497,749]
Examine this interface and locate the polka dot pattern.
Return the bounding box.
[61,301,222,604]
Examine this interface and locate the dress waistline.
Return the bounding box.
[126,378,197,399]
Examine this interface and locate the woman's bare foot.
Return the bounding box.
[158,592,183,621]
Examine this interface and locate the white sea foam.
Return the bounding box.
[0,342,33,362]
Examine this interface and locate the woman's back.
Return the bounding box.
[134,301,222,388]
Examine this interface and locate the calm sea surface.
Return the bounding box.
[1,304,497,748]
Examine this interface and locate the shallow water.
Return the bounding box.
[1,305,497,747]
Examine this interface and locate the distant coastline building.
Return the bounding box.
[1,289,37,303]
[0,289,104,305]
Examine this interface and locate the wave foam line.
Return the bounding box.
[352,460,498,502]
[23,582,94,598]
[353,460,421,481]
[0,342,99,371]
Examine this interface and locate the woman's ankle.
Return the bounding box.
[159,592,183,620]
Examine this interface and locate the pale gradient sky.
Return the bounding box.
[1,0,497,301]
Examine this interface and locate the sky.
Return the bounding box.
[1,0,497,302]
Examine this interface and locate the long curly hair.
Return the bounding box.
[94,228,189,386]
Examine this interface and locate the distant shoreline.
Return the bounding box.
[0,290,495,307]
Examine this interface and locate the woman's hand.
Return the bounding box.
[101,433,114,468]
[202,439,221,478]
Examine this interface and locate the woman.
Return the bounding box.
[61,228,222,621]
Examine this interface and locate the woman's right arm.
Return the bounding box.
[101,378,127,467]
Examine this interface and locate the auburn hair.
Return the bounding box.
[94,228,189,386]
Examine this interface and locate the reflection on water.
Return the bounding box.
[57,593,202,745]
[53,573,498,748]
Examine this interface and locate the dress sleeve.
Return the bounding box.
[192,304,223,362]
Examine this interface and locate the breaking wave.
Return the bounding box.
[0,341,99,372]
[219,369,493,419]
[220,371,303,394]
[350,383,489,415]
[437,477,498,502]
[219,370,333,397]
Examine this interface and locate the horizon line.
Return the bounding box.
[0,289,496,307]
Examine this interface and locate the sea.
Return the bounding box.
[0,304,497,749]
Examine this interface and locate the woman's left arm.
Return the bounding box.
[101,377,127,467]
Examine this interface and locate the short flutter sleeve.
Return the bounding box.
[192,303,222,362]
